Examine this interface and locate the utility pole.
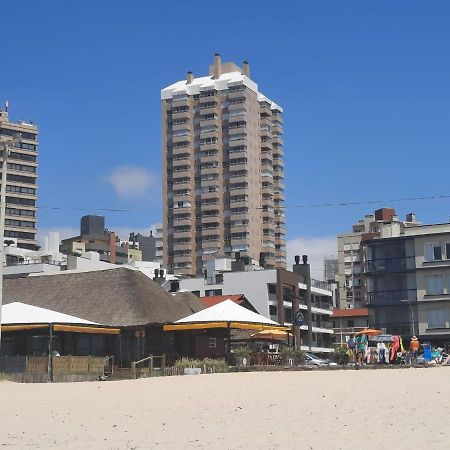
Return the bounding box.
[0,135,20,351]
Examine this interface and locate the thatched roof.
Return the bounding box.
[3,268,204,327]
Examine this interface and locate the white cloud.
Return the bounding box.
[105,165,159,198]
[286,236,337,281]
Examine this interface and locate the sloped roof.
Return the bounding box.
[331,308,369,318]
[3,268,204,327]
[2,302,99,325]
[200,294,245,307]
[174,299,280,326]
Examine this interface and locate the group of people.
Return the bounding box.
[346,334,421,366]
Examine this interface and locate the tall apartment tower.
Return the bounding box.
[0,107,39,250]
[161,54,286,275]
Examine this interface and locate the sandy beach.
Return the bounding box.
[1,367,449,450]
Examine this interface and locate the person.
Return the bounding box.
[347,336,356,363]
[356,334,368,366]
[409,335,420,364]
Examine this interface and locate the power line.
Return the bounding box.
[36,193,450,213]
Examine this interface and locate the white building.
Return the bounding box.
[164,258,334,353]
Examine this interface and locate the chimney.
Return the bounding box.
[242,60,250,77]
[213,53,222,79]
[187,71,194,84]
[406,212,416,223]
[109,231,116,264]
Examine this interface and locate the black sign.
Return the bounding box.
[294,311,304,326]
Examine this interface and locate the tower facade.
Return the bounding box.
[0,108,39,250]
[162,55,286,275]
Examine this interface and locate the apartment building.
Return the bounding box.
[363,220,450,348]
[161,54,286,275]
[337,208,417,309]
[60,215,142,264]
[0,108,39,250]
[165,257,334,353]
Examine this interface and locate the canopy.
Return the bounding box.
[163,299,288,331]
[250,329,288,341]
[1,302,120,335]
[2,302,99,325]
[354,328,382,337]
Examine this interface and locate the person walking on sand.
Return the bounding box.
[409,335,420,365]
[356,334,368,366]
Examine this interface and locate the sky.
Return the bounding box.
[1,1,450,277]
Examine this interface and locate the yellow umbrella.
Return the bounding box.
[354,328,382,337]
[250,329,288,341]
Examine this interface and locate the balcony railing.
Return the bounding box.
[365,256,415,273]
[311,279,331,291]
[368,289,417,305]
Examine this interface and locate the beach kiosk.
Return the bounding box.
[163,299,288,361]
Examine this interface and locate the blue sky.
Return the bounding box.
[1,1,450,271]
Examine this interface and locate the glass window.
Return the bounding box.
[427,309,447,329]
[426,275,444,295]
[424,243,442,261]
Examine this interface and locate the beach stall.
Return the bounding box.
[0,302,121,381]
[163,299,288,360]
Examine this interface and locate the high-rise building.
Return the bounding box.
[161,54,286,275]
[0,107,39,250]
[337,208,418,309]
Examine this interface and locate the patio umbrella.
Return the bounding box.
[354,328,382,337]
[250,329,288,341]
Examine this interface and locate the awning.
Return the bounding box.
[1,324,120,335]
[53,325,120,335]
[164,322,288,331]
[163,299,288,332]
[1,302,121,335]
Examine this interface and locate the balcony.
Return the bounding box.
[368,289,417,305]
[365,257,415,274]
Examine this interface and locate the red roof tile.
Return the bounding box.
[331,308,368,318]
[200,294,244,307]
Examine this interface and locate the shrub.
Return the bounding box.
[332,347,350,365]
[280,346,305,364]
[233,346,251,358]
[174,357,229,373]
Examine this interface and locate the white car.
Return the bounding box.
[304,353,338,367]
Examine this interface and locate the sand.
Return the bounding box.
[1,367,449,450]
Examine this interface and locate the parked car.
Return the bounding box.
[304,353,338,367]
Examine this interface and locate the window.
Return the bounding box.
[347,320,355,328]
[191,291,200,297]
[269,305,277,316]
[208,337,217,349]
[268,284,276,294]
[426,275,444,295]
[446,243,450,260]
[427,309,447,329]
[205,289,222,296]
[424,243,442,262]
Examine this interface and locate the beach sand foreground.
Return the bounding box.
[1,367,449,449]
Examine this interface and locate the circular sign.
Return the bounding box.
[294,311,304,326]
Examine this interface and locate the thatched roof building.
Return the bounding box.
[3,268,204,327]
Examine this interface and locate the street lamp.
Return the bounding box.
[401,298,415,336]
[0,134,21,351]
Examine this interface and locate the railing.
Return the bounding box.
[365,257,415,273]
[131,355,166,379]
[311,279,331,291]
[4,259,66,267]
[368,289,417,305]
[104,355,114,376]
